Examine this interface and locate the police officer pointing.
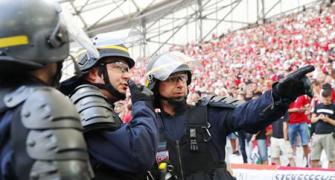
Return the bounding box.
[0,0,93,179]
[60,43,158,180]
[145,52,315,180]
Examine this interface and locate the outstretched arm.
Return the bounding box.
[222,65,315,134]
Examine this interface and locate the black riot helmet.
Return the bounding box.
[0,0,69,73]
[77,44,135,100]
[78,44,135,72]
[145,52,192,91]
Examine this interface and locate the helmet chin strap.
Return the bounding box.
[97,64,126,101]
[52,61,64,88]
[160,95,188,114]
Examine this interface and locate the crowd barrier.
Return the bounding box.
[231,163,335,180]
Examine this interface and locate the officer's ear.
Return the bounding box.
[86,66,103,84]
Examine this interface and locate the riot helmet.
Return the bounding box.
[145,51,192,90]
[78,44,135,73]
[0,0,69,72]
[145,51,193,111]
[77,44,135,100]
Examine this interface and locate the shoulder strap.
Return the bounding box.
[197,95,244,109]
[156,112,168,152]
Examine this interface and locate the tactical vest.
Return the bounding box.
[156,106,224,179]
[155,96,242,180]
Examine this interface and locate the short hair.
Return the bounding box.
[322,83,332,91]
[321,88,332,98]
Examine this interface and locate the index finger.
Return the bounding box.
[291,65,315,79]
[127,79,136,88]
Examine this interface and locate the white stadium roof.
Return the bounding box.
[60,0,320,58]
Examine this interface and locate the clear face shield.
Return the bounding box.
[57,5,100,81]
[58,6,100,59]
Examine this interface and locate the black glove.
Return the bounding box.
[128,79,154,104]
[272,65,315,105]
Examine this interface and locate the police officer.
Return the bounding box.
[145,52,315,180]
[60,44,158,180]
[0,0,93,179]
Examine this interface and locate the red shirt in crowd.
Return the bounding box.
[288,95,310,124]
[331,89,335,103]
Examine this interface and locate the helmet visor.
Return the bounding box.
[59,8,100,60]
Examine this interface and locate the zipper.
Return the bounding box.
[176,140,184,180]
